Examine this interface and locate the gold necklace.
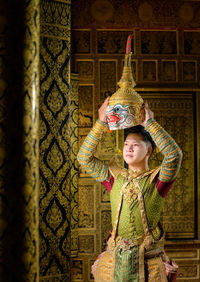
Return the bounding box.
[127,168,150,180]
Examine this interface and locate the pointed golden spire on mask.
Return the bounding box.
[108,34,144,125]
[117,52,136,89]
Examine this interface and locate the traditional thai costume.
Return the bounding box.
[77,35,182,281]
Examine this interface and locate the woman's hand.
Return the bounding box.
[98,96,110,123]
[141,102,154,126]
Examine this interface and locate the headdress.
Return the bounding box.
[107,34,144,130]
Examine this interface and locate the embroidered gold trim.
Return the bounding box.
[122,179,140,207]
[121,167,160,207]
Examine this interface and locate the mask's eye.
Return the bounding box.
[114,107,121,113]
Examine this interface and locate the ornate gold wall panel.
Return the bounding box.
[72,0,200,29]
[72,1,200,281]
[99,60,117,102]
[141,93,196,239]
[141,60,158,82]
[78,184,94,229]
[76,60,94,80]
[165,243,200,281]
[140,30,178,55]
[161,60,178,82]
[72,30,91,54]
[182,60,197,82]
[183,31,200,55]
[40,0,75,281]
[97,30,135,54]
[78,85,94,127]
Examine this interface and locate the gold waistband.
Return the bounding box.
[115,236,144,251]
[107,234,164,253]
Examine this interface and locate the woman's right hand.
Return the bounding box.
[98,96,110,124]
[140,102,154,126]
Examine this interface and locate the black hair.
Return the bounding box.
[125,125,156,153]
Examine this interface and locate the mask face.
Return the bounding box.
[106,103,135,130]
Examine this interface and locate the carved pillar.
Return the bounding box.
[0,0,40,281]
[22,0,40,280]
[70,73,79,257]
[39,1,74,280]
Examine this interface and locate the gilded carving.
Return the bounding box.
[91,0,114,22]
[72,0,200,29]
[44,84,67,119]
[40,0,71,27]
[41,24,70,40]
[99,130,116,154]
[182,61,197,82]
[99,60,117,103]
[71,259,84,280]
[40,274,70,282]
[177,265,197,278]
[142,60,157,82]
[101,210,112,251]
[79,85,93,127]
[138,2,153,23]
[71,74,79,256]
[15,0,40,280]
[179,3,194,23]
[76,60,94,80]
[40,0,73,279]
[79,185,94,228]
[72,30,91,54]
[45,197,66,234]
[162,60,177,82]
[184,31,200,55]
[79,235,95,253]
[141,31,177,55]
[97,30,134,54]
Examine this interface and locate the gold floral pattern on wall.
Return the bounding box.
[40,0,76,281]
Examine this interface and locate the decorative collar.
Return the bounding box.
[121,167,159,181]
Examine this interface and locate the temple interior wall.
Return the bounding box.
[71,1,200,281]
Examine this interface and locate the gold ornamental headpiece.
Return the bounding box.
[108,34,144,125]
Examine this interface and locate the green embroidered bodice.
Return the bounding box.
[110,172,164,239]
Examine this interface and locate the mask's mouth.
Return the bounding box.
[107,114,122,124]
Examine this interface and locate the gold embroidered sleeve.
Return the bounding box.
[145,119,183,182]
[77,120,111,182]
